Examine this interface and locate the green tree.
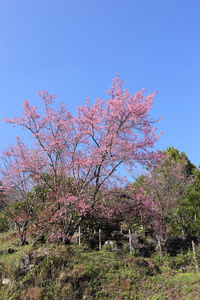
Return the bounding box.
[132,148,196,240]
[171,169,200,237]
[163,146,196,176]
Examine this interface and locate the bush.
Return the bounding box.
[0,213,9,232]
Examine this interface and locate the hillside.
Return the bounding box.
[1,232,200,300]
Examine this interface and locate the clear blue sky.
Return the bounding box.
[0,0,200,167]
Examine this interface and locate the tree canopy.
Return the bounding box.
[0,75,162,244]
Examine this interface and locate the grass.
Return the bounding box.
[1,232,200,299]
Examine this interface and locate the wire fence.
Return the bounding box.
[75,225,199,272]
[76,226,134,253]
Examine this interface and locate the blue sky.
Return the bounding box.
[0,0,200,168]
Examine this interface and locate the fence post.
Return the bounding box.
[192,240,198,272]
[78,226,81,246]
[99,229,102,251]
[157,235,162,256]
[129,229,133,255]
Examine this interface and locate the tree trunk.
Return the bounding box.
[63,216,83,244]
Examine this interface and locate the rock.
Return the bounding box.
[122,233,152,257]
[131,234,144,249]
[103,240,118,251]
[70,232,79,244]
[32,247,49,256]
[147,235,157,245]
[20,247,50,273]
[21,253,32,273]
[2,278,12,285]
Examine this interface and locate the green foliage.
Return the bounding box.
[0,212,9,232]
[163,146,196,175]
[132,146,199,240]
[169,168,200,237]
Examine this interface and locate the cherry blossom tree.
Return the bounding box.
[1,75,162,244]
